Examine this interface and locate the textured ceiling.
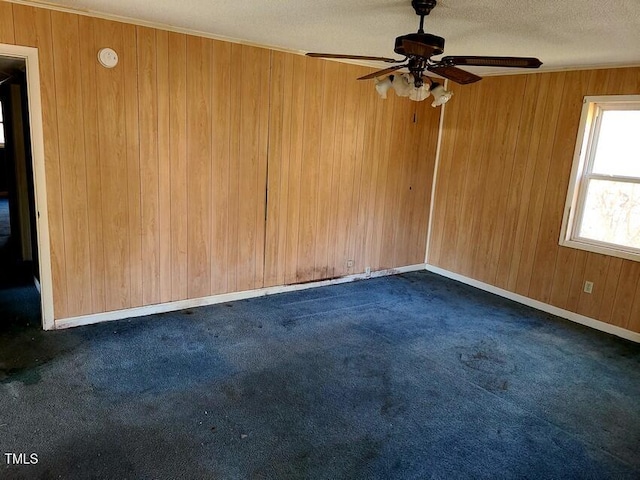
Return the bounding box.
[19,0,640,76]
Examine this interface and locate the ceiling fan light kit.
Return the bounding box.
[374,73,453,107]
[306,0,542,105]
[409,83,431,102]
[392,74,413,98]
[430,83,453,107]
[374,76,394,99]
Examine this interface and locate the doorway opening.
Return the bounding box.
[0,45,53,331]
[0,56,41,333]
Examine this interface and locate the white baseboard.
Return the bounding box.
[425,264,640,343]
[53,264,426,330]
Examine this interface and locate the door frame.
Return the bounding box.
[1,43,54,330]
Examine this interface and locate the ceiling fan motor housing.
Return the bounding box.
[411,0,437,16]
[394,33,445,57]
[305,0,542,87]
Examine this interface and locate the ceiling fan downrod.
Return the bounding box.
[412,0,436,34]
[305,0,542,89]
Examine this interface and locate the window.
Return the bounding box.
[0,100,4,147]
[560,95,640,261]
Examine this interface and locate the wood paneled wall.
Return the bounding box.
[429,68,640,333]
[264,53,438,286]
[0,1,438,320]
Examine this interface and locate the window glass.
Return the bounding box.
[592,110,640,177]
[578,179,640,249]
[561,96,640,261]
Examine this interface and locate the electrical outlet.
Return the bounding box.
[365,266,371,277]
[346,259,354,268]
[584,281,594,294]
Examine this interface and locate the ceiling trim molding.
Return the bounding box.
[4,1,640,77]
[4,0,307,56]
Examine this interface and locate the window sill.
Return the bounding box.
[560,237,640,263]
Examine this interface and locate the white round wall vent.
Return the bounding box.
[98,48,119,68]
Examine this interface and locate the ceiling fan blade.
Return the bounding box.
[427,65,482,85]
[306,53,402,64]
[358,64,407,80]
[401,39,438,59]
[441,56,543,68]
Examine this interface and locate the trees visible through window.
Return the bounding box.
[561,96,640,261]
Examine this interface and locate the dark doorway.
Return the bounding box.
[0,56,41,332]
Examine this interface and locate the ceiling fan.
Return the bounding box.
[306,0,542,90]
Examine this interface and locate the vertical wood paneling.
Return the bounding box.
[409,101,439,262]
[264,51,286,287]
[156,30,172,303]
[230,45,269,292]
[427,80,464,267]
[358,97,382,270]
[324,63,347,277]
[168,32,188,300]
[598,258,623,324]
[78,17,105,314]
[332,63,357,277]
[356,89,380,269]
[514,73,565,295]
[513,74,563,292]
[50,12,92,316]
[296,58,323,283]
[432,66,640,333]
[548,248,577,310]
[226,43,241,293]
[505,74,549,291]
[454,80,494,276]
[282,55,305,286]
[530,70,591,303]
[314,61,339,280]
[385,102,412,268]
[265,57,439,286]
[137,26,160,306]
[186,35,212,298]
[576,255,610,319]
[235,44,255,291]
[467,80,502,280]
[210,41,232,294]
[493,75,540,291]
[440,82,481,273]
[565,251,588,313]
[253,47,270,290]
[94,20,131,311]
[610,262,640,328]
[472,76,526,284]
[350,70,376,273]
[347,77,370,274]
[0,1,14,43]
[122,23,143,308]
[628,280,640,332]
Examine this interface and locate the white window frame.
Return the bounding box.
[560,95,640,262]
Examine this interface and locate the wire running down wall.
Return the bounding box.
[0,1,439,322]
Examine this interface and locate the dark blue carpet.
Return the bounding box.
[1,271,639,479]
